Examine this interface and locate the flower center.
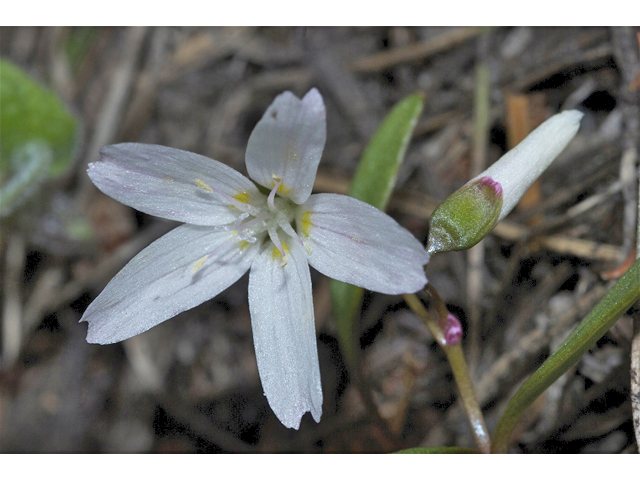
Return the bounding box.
[192,176,305,271]
[230,176,304,265]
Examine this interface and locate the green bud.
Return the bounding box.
[427,177,503,254]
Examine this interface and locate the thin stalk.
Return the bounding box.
[403,292,445,344]
[403,291,491,454]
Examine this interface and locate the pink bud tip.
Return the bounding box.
[444,313,463,345]
[479,176,503,196]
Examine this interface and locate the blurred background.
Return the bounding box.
[1,26,639,453]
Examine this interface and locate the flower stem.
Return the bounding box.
[445,342,491,454]
[403,290,491,454]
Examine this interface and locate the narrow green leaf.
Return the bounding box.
[330,280,365,369]
[0,59,78,178]
[349,93,424,208]
[330,93,424,368]
[394,446,478,454]
[492,259,640,453]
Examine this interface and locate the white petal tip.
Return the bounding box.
[555,109,584,131]
[560,109,584,121]
[276,406,322,430]
[84,329,105,345]
[82,319,119,345]
[303,87,322,102]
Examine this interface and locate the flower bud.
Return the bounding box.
[427,110,583,254]
[443,313,463,345]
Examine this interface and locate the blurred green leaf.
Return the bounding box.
[330,93,424,368]
[394,446,478,454]
[0,59,78,178]
[492,258,640,453]
[0,141,52,217]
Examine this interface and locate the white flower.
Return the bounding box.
[81,89,429,429]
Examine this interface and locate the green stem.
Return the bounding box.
[491,259,640,453]
[404,293,446,345]
[403,291,491,454]
[446,343,490,453]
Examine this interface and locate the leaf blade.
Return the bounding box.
[492,259,640,453]
[330,93,424,367]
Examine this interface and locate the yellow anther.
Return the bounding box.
[233,192,250,204]
[195,179,213,192]
[277,183,291,195]
[191,255,208,274]
[268,174,291,195]
[300,211,312,237]
[270,240,290,267]
[303,241,312,255]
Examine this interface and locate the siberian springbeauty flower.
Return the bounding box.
[427,110,583,254]
[81,89,429,429]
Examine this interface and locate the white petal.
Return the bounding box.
[90,144,264,226]
[81,225,261,344]
[248,238,322,429]
[297,194,429,294]
[245,89,326,205]
[473,110,583,221]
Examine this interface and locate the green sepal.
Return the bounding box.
[427,176,503,254]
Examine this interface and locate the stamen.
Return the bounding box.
[189,235,238,275]
[268,174,282,211]
[234,213,270,232]
[276,211,305,249]
[191,255,208,274]
[237,230,257,243]
[268,227,288,267]
[233,212,256,242]
[234,212,250,230]
[195,179,213,192]
[194,179,261,215]
[215,212,271,242]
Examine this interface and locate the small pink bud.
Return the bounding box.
[443,313,463,345]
